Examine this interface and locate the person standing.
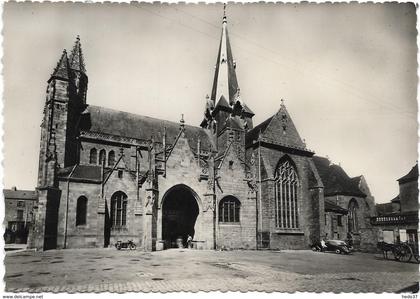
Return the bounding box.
[187,235,193,249]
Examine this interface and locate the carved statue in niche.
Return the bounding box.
[74,72,81,94]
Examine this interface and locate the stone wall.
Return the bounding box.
[156,132,214,250]
[249,145,323,250]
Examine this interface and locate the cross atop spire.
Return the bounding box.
[69,35,86,73]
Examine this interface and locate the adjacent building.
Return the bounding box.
[371,164,419,245]
[3,187,37,244]
[313,156,377,251]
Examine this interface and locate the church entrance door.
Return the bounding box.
[162,185,199,249]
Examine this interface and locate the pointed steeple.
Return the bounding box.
[50,49,70,81]
[69,35,86,73]
[210,6,239,106]
[201,7,254,131]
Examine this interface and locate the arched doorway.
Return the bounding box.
[162,185,200,249]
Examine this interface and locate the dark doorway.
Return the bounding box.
[162,185,199,249]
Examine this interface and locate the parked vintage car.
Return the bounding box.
[311,240,352,254]
[324,240,352,254]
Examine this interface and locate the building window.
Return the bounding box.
[118,170,123,179]
[16,210,24,221]
[108,150,116,167]
[325,214,327,225]
[219,196,240,223]
[76,196,88,226]
[229,161,234,170]
[111,191,128,228]
[17,201,25,208]
[89,148,97,164]
[274,159,299,229]
[337,215,342,227]
[348,199,359,233]
[99,149,106,165]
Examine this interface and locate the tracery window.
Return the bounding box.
[108,150,115,167]
[274,159,299,229]
[219,196,240,223]
[89,148,97,164]
[111,191,128,228]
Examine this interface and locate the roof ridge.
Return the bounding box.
[88,105,204,130]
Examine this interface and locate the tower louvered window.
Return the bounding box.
[275,160,299,229]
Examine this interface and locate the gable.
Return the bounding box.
[262,107,305,149]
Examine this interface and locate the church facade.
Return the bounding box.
[30,14,375,251]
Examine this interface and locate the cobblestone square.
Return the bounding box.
[4,248,419,293]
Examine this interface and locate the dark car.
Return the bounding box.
[324,239,351,254]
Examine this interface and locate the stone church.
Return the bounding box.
[30,13,376,251]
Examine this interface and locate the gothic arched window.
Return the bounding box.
[99,149,106,166]
[89,148,97,164]
[108,150,115,167]
[219,196,240,223]
[76,196,88,226]
[111,191,128,228]
[348,199,359,232]
[274,159,299,229]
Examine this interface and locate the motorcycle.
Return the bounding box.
[115,240,136,250]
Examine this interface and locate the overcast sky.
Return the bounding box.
[3,2,418,203]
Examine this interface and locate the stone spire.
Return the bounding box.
[210,6,239,107]
[69,35,86,73]
[201,6,254,131]
[50,49,70,81]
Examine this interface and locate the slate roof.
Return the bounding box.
[214,95,230,110]
[58,165,102,183]
[245,115,273,147]
[325,199,348,214]
[3,189,38,200]
[313,156,366,197]
[50,50,70,81]
[80,105,216,151]
[211,25,238,105]
[242,103,255,116]
[397,164,418,184]
[391,195,400,203]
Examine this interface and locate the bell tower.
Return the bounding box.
[37,36,88,188]
[200,7,254,155]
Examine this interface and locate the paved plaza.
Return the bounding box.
[4,248,419,293]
